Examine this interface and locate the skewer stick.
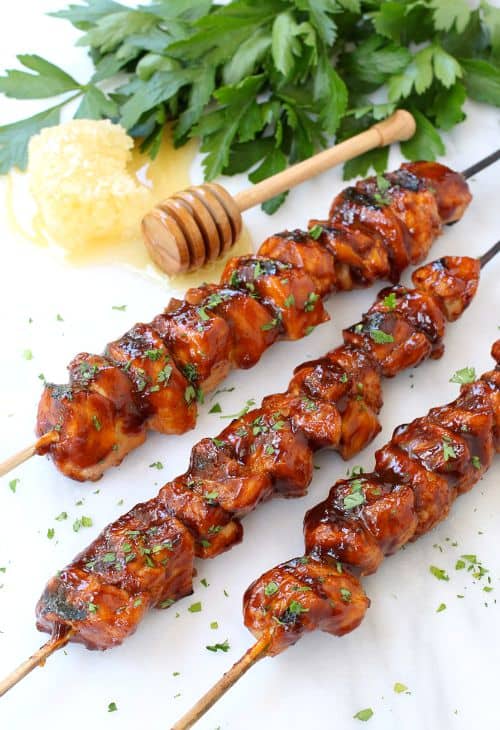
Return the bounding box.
[171,636,270,730]
[0,628,74,698]
[462,148,500,179]
[0,431,58,478]
[480,240,500,269]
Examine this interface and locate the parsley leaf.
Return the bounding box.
[1,0,499,195]
[0,104,62,173]
[0,55,81,99]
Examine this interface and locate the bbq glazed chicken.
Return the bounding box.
[35,162,472,481]
[243,343,500,657]
[35,252,483,650]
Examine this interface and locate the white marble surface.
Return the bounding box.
[0,3,499,729]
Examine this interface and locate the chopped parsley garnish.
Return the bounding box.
[200,578,209,588]
[9,478,19,494]
[197,307,210,322]
[112,305,127,311]
[91,415,102,431]
[47,527,55,540]
[369,329,394,344]
[353,708,373,722]
[340,373,348,383]
[88,602,98,613]
[442,437,457,461]
[107,702,117,712]
[264,581,279,596]
[144,348,164,361]
[159,599,174,609]
[304,291,320,312]
[340,588,352,602]
[343,479,365,510]
[382,292,397,310]
[184,385,196,404]
[372,174,392,205]
[211,438,226,448]
[308,224,323,240]
[183,362,198,382]
[436,603,447,612]
[393,682,408,694]
[23,349,33,360]
[149,461,164,470]
[209,402,222,414]
[376,173,390,194]
[102,552,116,563]
[188,601,202,613]
[204,490,219,502]
[305,325,316,336]
[450,366,476,385]
[56,313,64,321]
[210,621,218,630]
[471,455,481,470]
[284,294,295,308]
[261,317,280,331]
[288,600,309,616]
[206,639,230,653]
[73,516,93,532]
[429,565,449,581]
[133,597,142,608]
[205,293,225,309]
[157,364,173,386]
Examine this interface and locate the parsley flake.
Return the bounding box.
[353,708,374,722]
[450,366,476,385]
[369,329,394,344]
[309,224,323,239]
[429,565,449,581]
[264,581,279,596]
[382,292,397,310]
[206,639,230,653]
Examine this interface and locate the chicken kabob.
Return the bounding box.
[4,155,497,483]
[173,338,500,730]
[0,238,498,698]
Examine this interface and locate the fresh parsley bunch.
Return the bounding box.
[0,0,499,212]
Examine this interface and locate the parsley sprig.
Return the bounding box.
[0,1,499,210]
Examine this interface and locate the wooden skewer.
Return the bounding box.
[0,628,74,698]
[171,636,270,730]
[142,110,417,275]
[0,431,58,478]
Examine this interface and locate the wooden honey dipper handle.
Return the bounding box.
[234,109,416,211]
[142,110,416,276]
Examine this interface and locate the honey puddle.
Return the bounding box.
[6,130,252,286]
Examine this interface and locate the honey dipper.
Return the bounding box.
[141,110,416,275]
